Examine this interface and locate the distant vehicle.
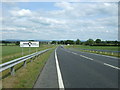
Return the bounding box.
[60,46,64,48]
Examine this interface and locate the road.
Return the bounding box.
[34,46,119,89]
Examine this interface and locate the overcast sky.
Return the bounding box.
[1,2,118,41]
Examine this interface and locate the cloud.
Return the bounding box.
[10,9,32,16]
[55,1,74,10]
[1,2,118,40]
[1,0,120,2]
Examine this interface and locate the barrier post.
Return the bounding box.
[23,61,26,67]
[10,66,15,76]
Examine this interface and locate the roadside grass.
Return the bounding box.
[1,45,55,63]
[2,49,54,88]
[66,45,119,51]
[65,45,119,57]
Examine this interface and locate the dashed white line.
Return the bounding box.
[66,50,94,61]
[72,52,78,55]
[76,50,118,59]
[103,63,120,70]
[79,55,94,61]
[63,49,120,70]
[55,48,65,89]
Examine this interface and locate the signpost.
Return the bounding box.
[20,42,39,47]
[20,41,39,58]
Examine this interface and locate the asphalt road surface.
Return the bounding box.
[34,46,119,89]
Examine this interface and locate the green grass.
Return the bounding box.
[2,49,54,88]
[1,45,56,63]
[66,45,119,51]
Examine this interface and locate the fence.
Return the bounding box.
[0,48,51,76]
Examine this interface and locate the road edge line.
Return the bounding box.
[55,48,65,89]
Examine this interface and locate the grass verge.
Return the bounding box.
[65,45,119,51]
[2,49,54,88]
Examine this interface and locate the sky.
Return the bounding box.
[1,1,118,41]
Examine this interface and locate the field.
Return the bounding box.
[65,45,119,57]
[1,45,55,63]
[66,45,119,51]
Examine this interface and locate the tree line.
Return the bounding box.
[0,39,119,46]
[0,41,20,46]
[0,40,49,46]
[51,39,120,46]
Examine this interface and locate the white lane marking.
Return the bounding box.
[66,51,70,53]
[65,49,94,61]
[104,63,120,70]
[79,55,94,61]
[62,49,71,53]
[78,50,118,59]
[72,52,78,55]
[64,49,120,70]
[70,50,119,70]
[55,49,65,89]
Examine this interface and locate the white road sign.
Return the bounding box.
[20,42,39,47]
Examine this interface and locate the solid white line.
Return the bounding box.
[55,48,65,89]
[104,63,120,70]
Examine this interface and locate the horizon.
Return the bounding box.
[1,39,119,41]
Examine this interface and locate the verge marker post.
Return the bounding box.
[22,47,24,56]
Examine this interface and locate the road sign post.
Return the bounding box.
[20,41,39,61]
[22,48,24,56]
[29,47,31,54]
[20,42,39,47]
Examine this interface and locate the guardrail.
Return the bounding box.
[0,48,51,76]
[76,48,120,56]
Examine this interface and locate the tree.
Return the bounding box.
[95,39,101,44]
[57,41,60,44]
[2,41,9,46]
[15,41,20,45]
[51,41,57,44]
[85,39,94,45]
[76,39,81,45]
[65,40,74,45]
[114,40,118,45]
[60,40,64,44]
